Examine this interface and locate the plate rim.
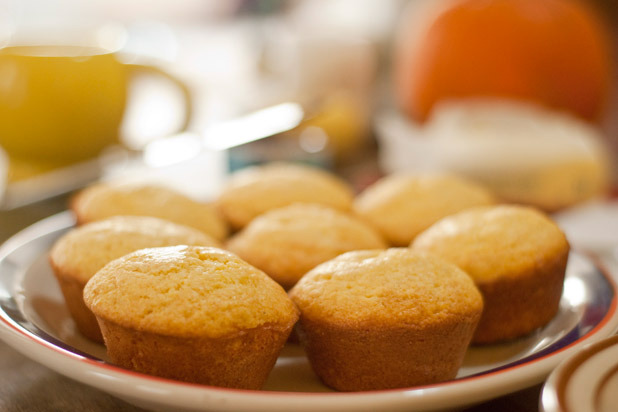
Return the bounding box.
[1,211,618,412]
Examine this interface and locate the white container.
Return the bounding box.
[375,100,611,211]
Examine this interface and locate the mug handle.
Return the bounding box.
[124,63,193,133]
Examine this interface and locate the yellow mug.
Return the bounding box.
[0,45,192,178]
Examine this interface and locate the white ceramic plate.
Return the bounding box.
[541,335,618,412]
[1,212,618,412]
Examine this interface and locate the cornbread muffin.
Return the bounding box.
[83,246,299,389]
[71,182,228,241]
[217,162,355,229]
[227,203,386,289]
[412,204,570,344]
[49,216,220,342]
[289,248,483,391]
[354,174,495,246]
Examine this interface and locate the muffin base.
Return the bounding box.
[52,270,103,342]
[97,319,293,389]
[472,249,569,344]
[296,315,480,391]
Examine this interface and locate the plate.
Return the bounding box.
[541,335,618,412]
[1,212,617,412]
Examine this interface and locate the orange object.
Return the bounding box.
[394,0,614,123]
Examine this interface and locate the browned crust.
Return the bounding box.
[296,312,481,391]
[97,318,294,389]
[49,256,103,342]
[472,247,569,344]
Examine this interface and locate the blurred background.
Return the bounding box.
[0,0,616,214]
[0,3,617,410]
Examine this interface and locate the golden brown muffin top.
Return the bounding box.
[71,182,228,241]
[354,174,495,246]
[217,162,354,229]
[50,216,220,285]
[289,248,482,328]
[411,205,570,283]
[83,246,299,338]
[227,203,386,289]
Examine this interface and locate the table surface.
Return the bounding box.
[0,193,545,412]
